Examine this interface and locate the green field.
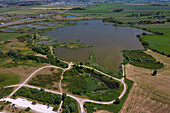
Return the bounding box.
[0,32,26,41]
[0,5,78,14]
[136,22,170,28]
[139,28,170,56]
[0,72,21,87]
[70,4,170,17]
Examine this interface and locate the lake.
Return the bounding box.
[46,20,146,71]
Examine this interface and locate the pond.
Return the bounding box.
[65,15,82,18]
[46,20,147,71]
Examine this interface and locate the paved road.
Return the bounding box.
[0,18,31,27]
[2,63,126,113]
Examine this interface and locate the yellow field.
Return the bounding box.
[121,49,170,112]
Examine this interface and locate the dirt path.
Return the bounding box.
[49,46,55,58]
[2,63,126,113]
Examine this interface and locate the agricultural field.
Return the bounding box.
[0,33,26,41]
[136,22,170,28]
[70,4,170,17]
[120,84,170,113]
[139,28,170,56]
[122,49,170,112]
[0,5,78,14]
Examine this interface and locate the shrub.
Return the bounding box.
[25,107,31,112]
[31,101,36,105]
[152,69,157,76]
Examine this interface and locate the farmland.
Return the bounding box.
[70,4,170,17]
[138,28,170,57]
[122,49,170,112]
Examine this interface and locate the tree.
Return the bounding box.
[99,97,103,101]
[54,96,61,104]
[25,107,31,112]
[76,38,80,42]
[69,103,75,112]
[152,69,157,76]
[62,93,67,101]
[0,49,3,55]
[93,107,98,111]
[79,62,83,65]
[32,101,36,105]
[52,105,58,111]
[7,49,16,57]
[113,98,120,104]
[40,88,45,92]
[50,67,55,71]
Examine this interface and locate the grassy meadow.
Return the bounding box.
[0,72,21,87]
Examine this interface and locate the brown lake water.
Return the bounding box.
[46,20,146,71]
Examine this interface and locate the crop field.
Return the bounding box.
[120,84,170,113]
[137,22,170,28]
[0,5,79,14]
[124,50,170,106]
[0,33,26,41]
[70,4,170,17]
[29,5,78,9]
[0,7,41,14]
[139,28,170,56]
[118,18,167,23]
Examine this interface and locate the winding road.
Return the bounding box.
[1,62,126,113]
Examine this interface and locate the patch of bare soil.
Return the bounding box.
[35,54,47,58]
[121,50,170,113]
[120,84,170,113]
[94,110,112,113]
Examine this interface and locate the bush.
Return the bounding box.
[52,105,58,111]
[113,98,120,104]
[25,107,31,112]
[152,69,157,76]
[32,101,36,105]
[122,50,164,69]
[14,87,62,105]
